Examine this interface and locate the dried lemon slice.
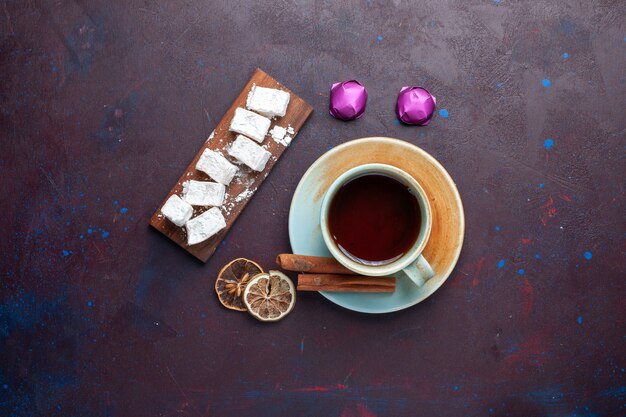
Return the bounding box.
[243,270,296,322]
[215,258,264,311]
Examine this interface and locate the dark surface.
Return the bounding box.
[1,1,624,416]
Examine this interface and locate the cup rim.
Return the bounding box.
[320,163,432,276]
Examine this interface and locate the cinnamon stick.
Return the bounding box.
[297,274,396,293]
[276,254,353,274]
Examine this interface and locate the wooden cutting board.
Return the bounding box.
[150,68,313,262]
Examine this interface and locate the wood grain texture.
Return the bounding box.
[150,68,312,262]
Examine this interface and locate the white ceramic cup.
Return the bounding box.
[320,163,434,287]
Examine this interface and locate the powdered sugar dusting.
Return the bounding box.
[235,189,254,202]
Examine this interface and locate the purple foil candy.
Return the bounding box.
[329,80,368,120]
[396,86,437,125]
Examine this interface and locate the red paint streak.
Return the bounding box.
[560,193,572,202]
[340,403,378,417]
[293,384,347,392]
[450,257,486,288]
[541,196,554,208]
[540,196,558,225]
[472,257,486,287]
[520,276,534,317]
[521,238,532,245]
[355,404,377,417]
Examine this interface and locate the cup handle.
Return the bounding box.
[401,255,434,287]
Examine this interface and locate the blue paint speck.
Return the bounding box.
[453,385,459,391]
[87,228,93,234]
[79,235,84,239]
[495,226,500,231]
[497,259,505,269]
[300,337,305,353]
[101,231,110,239]
[87,300,94,307]
[113,200,118,205]
[3,384,8,390]
[377,35,383,44]
[539,183,545,188]
[496,82,503,88]
[51,66,57,72]
[394,119,401,125]
[535,254,541,260]
[562,52,569,59]
[544,138,554,150]
[577,316,583,324]
[120,207,128,214]
[518,269,525,275]
[584,251,592,260]
[61,250,71,258]
[439,109,449,118]
[542,78,551,88]
[493,0,501,3]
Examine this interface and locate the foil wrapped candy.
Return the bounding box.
[396,86,436,125]
[329,80,368,121]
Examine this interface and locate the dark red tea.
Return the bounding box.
[328,173,421,265]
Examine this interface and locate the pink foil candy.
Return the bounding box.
[329,80,368,120]
[396,86,436,125]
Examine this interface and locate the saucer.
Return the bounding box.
[288,137,465,314]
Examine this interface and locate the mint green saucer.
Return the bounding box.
[288,137,465,314]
